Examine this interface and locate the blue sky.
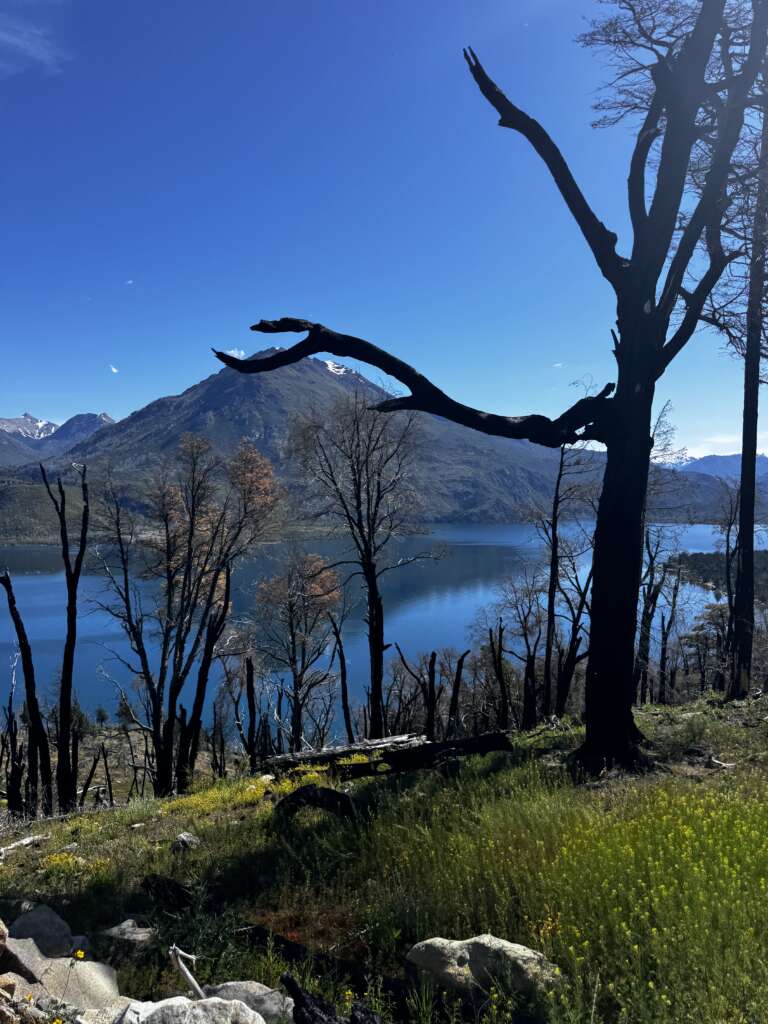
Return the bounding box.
[0,0,752,458]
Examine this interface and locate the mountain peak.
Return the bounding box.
[0,413,58,440]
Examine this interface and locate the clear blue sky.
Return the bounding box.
[0,0,751,457]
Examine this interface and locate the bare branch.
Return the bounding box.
[463,46,623,287]
[214,321,615,448]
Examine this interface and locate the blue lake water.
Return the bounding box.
[0,523,741,717]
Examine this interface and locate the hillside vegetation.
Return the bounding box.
[678,550,768,603]
[3,699,768,1024]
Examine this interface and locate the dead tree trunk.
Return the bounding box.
[176,566,231,792]
[581,331,655,765]
[522,653,538,731]
[6,718,25,818]
[41,464,89,813]
[245,656,259,771]
[446,649,471,738]
[542,447,566,718]
[659,566,682,705]
[101,742,114,806]
[554,564,592,718]
[365,570,386,739]
[329,613,355,745]
[633,532,668,704]
[396,647,441,741]
[488,622,510,731]
[732,106,768,699]
[0,573,53,817]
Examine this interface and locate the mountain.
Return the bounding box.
[50,353,565,522]
[0,430,37,468]
[678,453,768,481]
[0,356,745,540]
[29,412,115,457]
[0,412,58,441]
[0,412,115,463]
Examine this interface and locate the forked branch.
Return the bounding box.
[213,319,615,447]
[463,47,623,288]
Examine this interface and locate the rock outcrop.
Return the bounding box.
[100,920,156,949]
[170,833,201,854]
[117,997,266,1024]
[3,936,120,1010]
[406,933,559,1000]
[8,906,73,958]
[203,982,293,1024]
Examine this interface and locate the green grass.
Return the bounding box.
[338,763,768,1022]
[4,700,768,1022]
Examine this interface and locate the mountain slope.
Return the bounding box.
[0,431,37,468]
[0,412,115,462]
[0,356,747,539]
[679,453,768,481]
[30,412,115,457]
[56,353,564,522]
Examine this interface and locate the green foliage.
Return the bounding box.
[5,706,768,1022]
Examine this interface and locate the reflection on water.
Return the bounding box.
[0,523,738,714]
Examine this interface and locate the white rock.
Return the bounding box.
[117,998,265,1024]
[75,997,136,1024]
[100,920,155,947]
[9,907,72,957]
[203,983,293,1024]
[406,934,559,999]
[171,832,201,854]
[4,938,120,1010]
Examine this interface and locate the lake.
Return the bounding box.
[0,522,743,717]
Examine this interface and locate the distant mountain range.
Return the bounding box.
[677,453,768,481]
[0,412,114,466]
[29,353,567,523]
[0,412,58,440]
[0,357,749,540]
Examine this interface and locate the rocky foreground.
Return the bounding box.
[0,902,559,1024]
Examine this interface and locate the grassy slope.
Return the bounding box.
[3,701,768,1023]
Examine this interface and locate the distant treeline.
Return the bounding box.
[678,551,768,604]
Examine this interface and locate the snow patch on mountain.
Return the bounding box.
[324,360,348,376]
[0,412,58,440]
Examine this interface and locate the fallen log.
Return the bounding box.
[378,732,513,773]
[263,734,427,773]
[262,732,514,778]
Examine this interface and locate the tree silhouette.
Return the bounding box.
[216,1,768,768]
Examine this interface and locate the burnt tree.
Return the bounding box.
[0,574,53,817]
[99,438,277,795]
[41,463,90,813]
[255,554,341,753]
[731,103,768,697]
[215,1,768,768]
[292,392,420,740]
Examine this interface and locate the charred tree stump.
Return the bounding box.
[282,974,382,1024]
